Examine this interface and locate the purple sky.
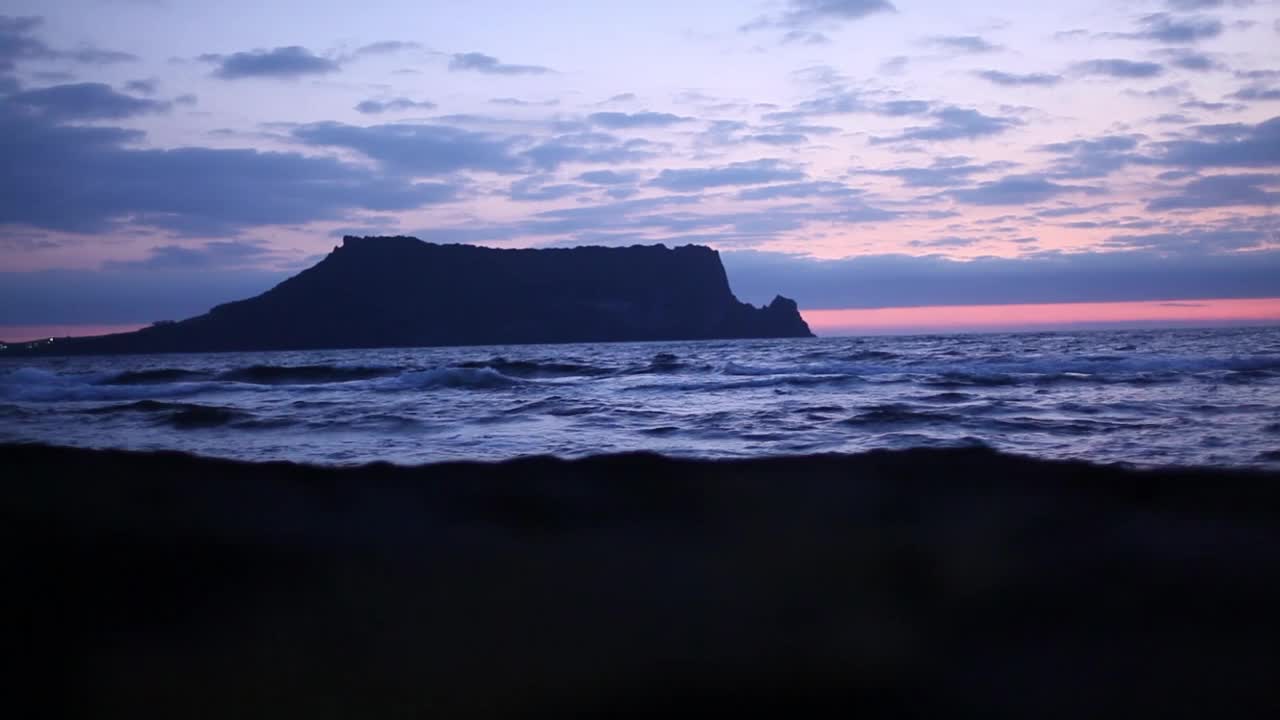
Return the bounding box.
[1,0,1278,331]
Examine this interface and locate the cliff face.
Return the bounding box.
[23,237,813,354]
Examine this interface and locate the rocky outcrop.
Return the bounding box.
[18,237,813,355]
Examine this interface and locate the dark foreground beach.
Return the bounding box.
[8,443,1280,718]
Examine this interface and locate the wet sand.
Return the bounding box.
[7,442,1280,718]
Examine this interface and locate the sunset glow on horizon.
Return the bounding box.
[803,297,1280,335]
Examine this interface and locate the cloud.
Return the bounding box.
[1146,173,1280,210]
[651,159,805,192]
[880,56,909,75]
[448,52,552,75]
[763,90,866,119]
[1229,85,1280,101]
[747,133,809,146]
[201,46,340,79]
[0,105,460,235]
[1034,202,1124,218]
[925,35,1002,53]
[1236,70,1280,81]
[292,121,527,175]
[104,240,282,271]
[354,97,437,114]
[1072,59,1165,78]
[124,78,157,95]
[1120,13,1223,43]
[763,88,932,121]
[1,82,168,121]
[774,0,896,28]
[489,97,559,107]
[63,47,138,64]
[1150,116,1280,167]
[880,99,932,116]
[353,41,423,56]
[909,236,981,249]
[860,157,1011,187]
[576,170,639,185]
[415,189,895,249]
[1180,98,1235,111]
[1164,0,1248,9]
[781,30,830,45]
[1,16,138,71]
[736,181,859,201]
[974,70,1063,87]
[871,107,1020,144]
[1101,226,1272,253]
[695,120,747,148]
[507,176,588,202]
[522,133,663,171]
[948,175,1101,205]
[1037,134,1144,178]
[720,246,1280,310]
[1159,49,1223,71]
[587,111,691,129]
[0,16,55,70]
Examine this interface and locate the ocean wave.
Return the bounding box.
[845,350,900,361]
[841,404,957,426]
[919,392,976,404]
[378,367,526,391]
[502,396,600,417]
[454,357,613,378]
[0,403,28,418]
[924,373,1020,388]
[623,352,696,375]
[978,416,1163,435]
[0,367,220,402]
[219,364,403,384]
[86,400,251,429]
[725,354,1280,384]
[100,368,212,385]
[630,372,861,392]
[724,361,845,377]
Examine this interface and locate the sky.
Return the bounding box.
[1,0,1279,338]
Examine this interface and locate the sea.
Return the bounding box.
[2,326,1279,468]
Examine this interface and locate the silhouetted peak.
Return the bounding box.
[337,235,431,253]
[767,295,800,312]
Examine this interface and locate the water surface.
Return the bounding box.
[3,327,1278,467]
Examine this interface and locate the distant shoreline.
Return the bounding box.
[7,321,1280,359]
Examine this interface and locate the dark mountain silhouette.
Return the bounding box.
[12,237,812,355]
